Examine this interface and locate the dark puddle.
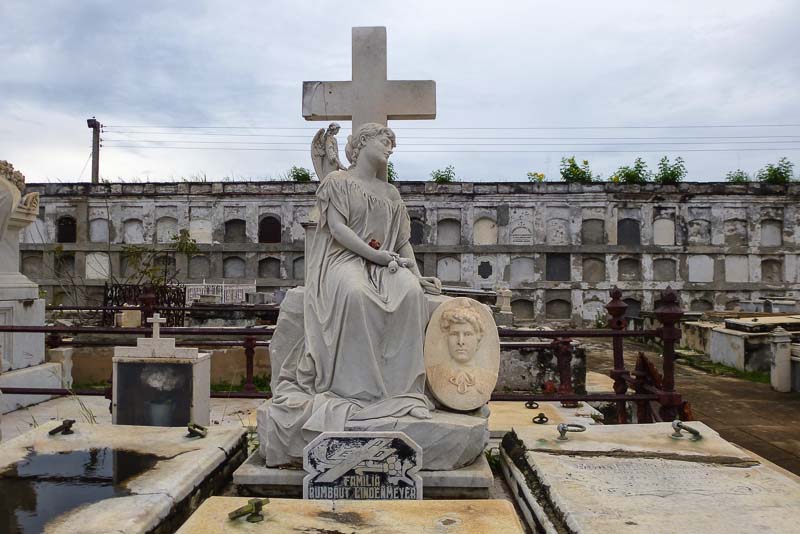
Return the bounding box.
[0,447,162,534]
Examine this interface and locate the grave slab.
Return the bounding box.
[234,449,494,499]
[488,401,601,439]
[176,496,524,533]
[0,421,247,534]
[501,421,800,533]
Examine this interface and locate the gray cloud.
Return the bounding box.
[1,0,798,182]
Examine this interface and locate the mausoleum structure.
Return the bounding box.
[19,180,800,325]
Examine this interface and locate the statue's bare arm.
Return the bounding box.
[327,206,396,266]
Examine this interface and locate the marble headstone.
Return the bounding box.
[303,432,422,500]
[424,297,500,411]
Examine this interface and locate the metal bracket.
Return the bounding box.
[556,423,586,441]
[228,498,269,523]
[532,413,549,425]
[49,419,75,436]
[187,422,208,439]
[670,420,702,441]
[525,400,539,410]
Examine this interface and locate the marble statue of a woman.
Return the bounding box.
[264,123,443,466]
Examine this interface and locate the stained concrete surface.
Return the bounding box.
[586,338,800,475]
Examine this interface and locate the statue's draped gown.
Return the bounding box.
[265,172,431,466]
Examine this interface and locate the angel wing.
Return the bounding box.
[310,128,326,181]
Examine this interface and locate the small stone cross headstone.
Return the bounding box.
[147,313,167,341]
[303,432,422,500]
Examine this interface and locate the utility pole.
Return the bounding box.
[86,117,101,184]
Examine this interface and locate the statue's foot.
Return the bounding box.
[409,407,432,419]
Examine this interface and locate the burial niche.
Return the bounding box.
[410,218,425,245]
[156,254,177,279]
[687,219,712,245]
[510,225,533,245]
[653,218,675,246]
[477,260,493,280]
[510,257,535,283]
[617,218,640,246]
[293,257,305,280]
[188,255,211,279]
[690,299,714,312]
[54,253,75,278]
[122,218,144,244]
[545,299,571,320]
[761,219,783,246]
[21,252,43,279]
[623,298,641,318]
[511,299,535,321]
[56,215,77,243]
[724,219,748,247]
[653,258,677,281]
[546,253,571,281]
[582,256,606,283]
[688,255,714,282]
[725,255,749,283]
[618,257,642,281]
[473,217,498,245]
[224,219,247,243]
[581,219,605,245]
[156,216,179,243]
[437,255,461,281]
[437,218,461,246]
[258,215,281,244]
[761,258,783,283]
[546,219,571,245]
[223,256,246,278]
[85,252,110,280]
[88,218,109,243]
[258,257,281,278]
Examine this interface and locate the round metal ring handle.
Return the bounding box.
[556,423,587,441]
[525,400,539,410]
[670,420,702,441]
[532,413,549,425]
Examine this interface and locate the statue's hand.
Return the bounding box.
[418,276,442,295]
[371,250,399,266]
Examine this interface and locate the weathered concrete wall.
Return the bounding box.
[21,180,800,325]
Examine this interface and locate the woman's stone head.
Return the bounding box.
[345,123,396,168]
[439,298,484,364]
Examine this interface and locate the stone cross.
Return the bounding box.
[147,313,166,341]
[302,27,436,179]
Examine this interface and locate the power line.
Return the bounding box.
[102,131,800,140]
[103,145,800,153]
[104,123,800,130]
[103,138,800,147]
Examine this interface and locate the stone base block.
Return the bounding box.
[177,496,525,533]
[234,449,494,499]
[0,362,62,414]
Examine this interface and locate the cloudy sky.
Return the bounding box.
[2,0,798,183]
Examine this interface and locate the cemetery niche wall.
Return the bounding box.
[21,181,800,326]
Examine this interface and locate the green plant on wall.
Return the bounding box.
[286,165,315,182]
[559,157,595,184]
[654,156,686,184]
[120,230,198,287]
[756,157,794,184]
[527,171,545,182]
[430,165,456,183]
[611,157,651,184]
[725,169,750,183]
[387,161,398,183]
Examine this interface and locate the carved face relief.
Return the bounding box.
[447,322,480,364]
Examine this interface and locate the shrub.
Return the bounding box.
[756,158,794,184]
[654,156,686,184]
[387,161,398,183]
[611,157,651,184]
[526,171,545,182]
[559,157,595,184]
[725,169,749,183]
[430,165,456,183]
[287,165,314,182]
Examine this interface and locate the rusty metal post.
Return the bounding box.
[139,284,156,326]
[606,286,629,423]
[654,286,684,420]
[243,336,257,392]
[553,338,574,394]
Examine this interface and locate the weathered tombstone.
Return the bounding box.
[112,314,210,426]
[303,432,422,500]
[424,297,500,411]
